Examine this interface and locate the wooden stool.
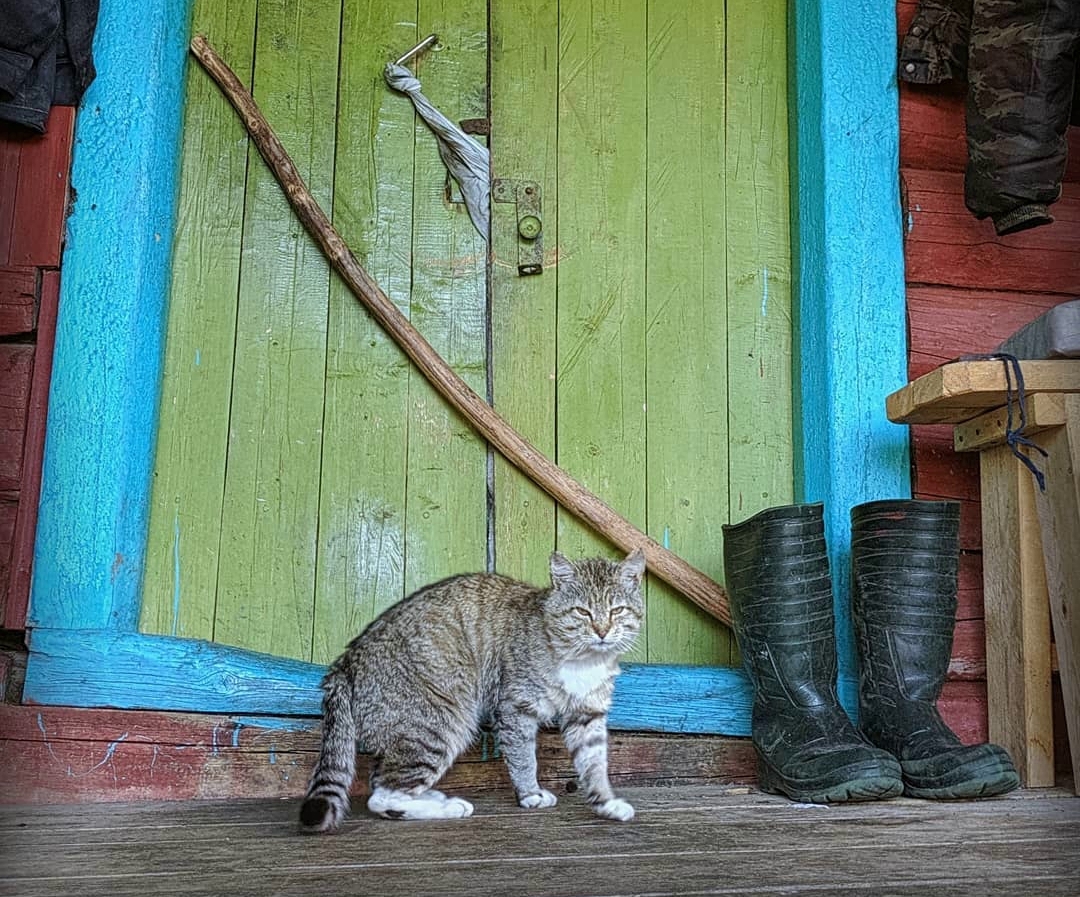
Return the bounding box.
[887,360,1080,793]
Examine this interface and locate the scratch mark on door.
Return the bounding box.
[172,510,182,636]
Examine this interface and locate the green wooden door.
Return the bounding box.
[140,0,791,671]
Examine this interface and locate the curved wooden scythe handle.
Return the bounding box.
[189,34,732,628]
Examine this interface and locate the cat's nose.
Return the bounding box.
[592,624,610,640]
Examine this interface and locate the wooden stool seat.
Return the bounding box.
[887,359,1080,793]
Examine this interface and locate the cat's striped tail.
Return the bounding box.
[299,673,356,834]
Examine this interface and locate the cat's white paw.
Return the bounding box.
[444,797,474,818]
[594,798,635,822]
[368,787,473,820]
[518,789,558,809]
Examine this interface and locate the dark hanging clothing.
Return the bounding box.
[899,0,1080,236]
[0,0,100,132]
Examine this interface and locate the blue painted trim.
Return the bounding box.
[23,629,859,735]
[790,0,911,684]
[22,0,902,734]
[28,0,192,631]
[25,629,325,715]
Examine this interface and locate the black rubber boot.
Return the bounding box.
[851,499,1020,799]
[723,504,903,803]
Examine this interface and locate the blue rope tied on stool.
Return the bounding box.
[959,352,1048,492]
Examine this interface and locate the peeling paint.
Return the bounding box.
[36,713,65,771]
[761,266,769,317]
[230,715,317,733]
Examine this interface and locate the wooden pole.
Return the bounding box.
[189,34,732,627]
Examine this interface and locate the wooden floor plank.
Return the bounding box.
[5,798,1077,853]
[3,839,1077,897]
[1,787,1077,897]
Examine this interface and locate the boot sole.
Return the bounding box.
[758,759,903,804]
[902,764,1020,800]
[861,743,1021,800]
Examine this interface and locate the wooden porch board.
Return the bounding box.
[2,787,1077,896]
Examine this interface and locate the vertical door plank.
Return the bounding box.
[556,0,648,656]
[140,0,258,641]
[213,0,342,660]
[403,0,489,594]
[644,1,732,665]
[489,0,559,585]
[312,5,418,663]
[724,0,793,528]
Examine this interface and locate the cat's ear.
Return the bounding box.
[619,548,646,588]
[549,551,577,587]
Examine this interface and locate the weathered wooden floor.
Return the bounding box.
[1,785,1078,896]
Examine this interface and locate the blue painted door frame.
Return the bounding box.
[24,0,910,734]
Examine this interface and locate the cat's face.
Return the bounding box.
[544,549,646,657]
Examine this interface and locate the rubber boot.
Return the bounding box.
[851,499,1020,799]
[723,504,903,803]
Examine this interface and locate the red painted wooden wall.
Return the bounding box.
[897,2,1080,757]
[0,107,71,632]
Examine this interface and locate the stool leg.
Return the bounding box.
[1032,395,1080,796]
[981,445,1055,788]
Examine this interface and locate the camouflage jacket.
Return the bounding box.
[899,0,1080,235]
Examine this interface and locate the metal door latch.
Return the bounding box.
[492,179,543,276]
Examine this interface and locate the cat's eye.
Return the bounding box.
[572,606,592,618]
[610,606,629,616]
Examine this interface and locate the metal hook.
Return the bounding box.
[394,34,438,67]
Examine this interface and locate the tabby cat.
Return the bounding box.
[299,549,646,833]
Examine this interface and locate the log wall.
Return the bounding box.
[898,1,1079,751]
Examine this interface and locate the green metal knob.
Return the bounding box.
[517,214,542,240]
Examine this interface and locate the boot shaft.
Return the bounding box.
[850,499,960,707]
[723,503,838,709]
